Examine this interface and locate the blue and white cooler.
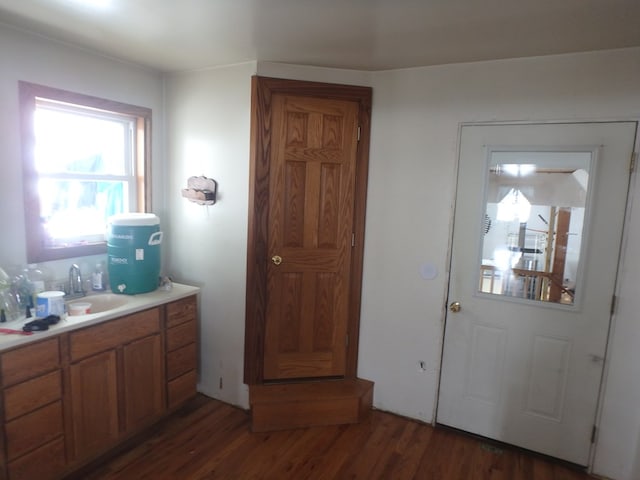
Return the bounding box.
[107,213,162,294]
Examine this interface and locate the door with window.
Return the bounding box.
[438,122,637,465]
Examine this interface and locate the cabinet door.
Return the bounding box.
[123,334,164,431]
[69,350,119,460]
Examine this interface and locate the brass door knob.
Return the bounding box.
[449,301,461,313]
[271,255,283,265]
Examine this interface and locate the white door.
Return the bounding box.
[437,122,637,466]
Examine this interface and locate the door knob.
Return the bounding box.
[271,255,283,265]
[449,301,461,313]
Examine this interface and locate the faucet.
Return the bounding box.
[67,264,85,298]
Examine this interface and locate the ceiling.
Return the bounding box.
[0,0,639,73]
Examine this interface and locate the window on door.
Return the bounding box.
[478,149,593,306]
[19,81,152,263]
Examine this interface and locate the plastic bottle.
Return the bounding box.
[25,264,48,307]
[92,263,107,291]
[0,267,20,321]
[26,264,46,293]
[12,270,32,310]
[0,267,12,291]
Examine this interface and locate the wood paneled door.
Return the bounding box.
[244,77,372,384]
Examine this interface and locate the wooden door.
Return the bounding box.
[69,350,119,459]
[244,77,372,384]
[263,94,358,380]
[122,334,163,431]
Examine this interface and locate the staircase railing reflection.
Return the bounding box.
[480,264,574,304]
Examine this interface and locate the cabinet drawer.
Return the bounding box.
[8,437,66,480]
[166,343,197,380]
[70,307,160,361]
[1,338,60,387]
[168,370,197,408]
[4,370,62,421]
[166,319,196,352]
[166,296,197,328]
[5,400,64,460]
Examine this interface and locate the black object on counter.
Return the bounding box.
[23,319,48,332]
[0,310,5,323]
[22,315,60,332]
[43,314,60,325]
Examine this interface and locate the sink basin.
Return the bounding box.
[67,294,129,315]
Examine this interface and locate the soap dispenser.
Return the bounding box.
[91,263,107,292]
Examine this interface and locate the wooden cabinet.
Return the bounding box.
[122,334,163,431]
[0,338,66,480]
[68,307,162,461]
[69,349,119,459]
[0,293,198,480]
[166,296,198,408]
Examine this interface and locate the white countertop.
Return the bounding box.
[0,283,200,351]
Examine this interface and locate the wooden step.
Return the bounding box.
[249,378,374,432]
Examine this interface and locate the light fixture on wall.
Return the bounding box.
[181,176,217,205]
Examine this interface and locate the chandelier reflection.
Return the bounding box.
[497,188,531,223]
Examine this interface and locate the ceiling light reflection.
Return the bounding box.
[501,164,536,176]
[66,0,112,9]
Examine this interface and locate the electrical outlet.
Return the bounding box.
[219,377,223,389]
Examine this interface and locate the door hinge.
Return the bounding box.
[631,152,638,173]
[351,233,355,247]
[345,334,349,347]
[357,126,361,142]
[611,294,617,315]
[591,425,598,443]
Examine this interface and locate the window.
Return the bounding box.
[19,82,152,262]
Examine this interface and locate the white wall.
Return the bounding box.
[167,50,640,479]
[359,48,640,480]
[595,165,640,478]
[185,49,640,480]
[0,24,165,281]
[163,62,256,407]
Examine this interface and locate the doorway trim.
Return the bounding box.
[243,76,373,385]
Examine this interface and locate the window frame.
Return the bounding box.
[19,81,152,263]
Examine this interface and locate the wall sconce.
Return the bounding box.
[181,175,217,205]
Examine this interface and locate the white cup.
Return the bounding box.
[68,302,91,316]
[36,291,65,317]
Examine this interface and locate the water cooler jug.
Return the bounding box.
[107,213,162,294]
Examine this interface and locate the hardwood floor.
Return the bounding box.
[72,394,596,480]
